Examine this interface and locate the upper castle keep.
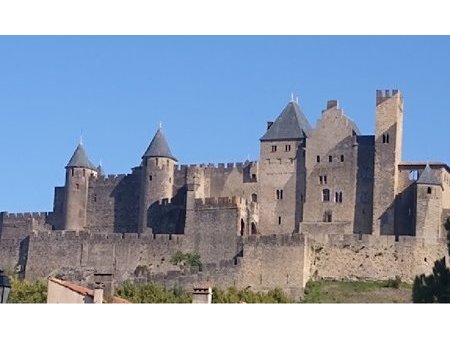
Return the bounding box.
[1,89,449,299]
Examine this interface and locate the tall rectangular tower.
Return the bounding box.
[372,89,404,235]
[258,100,311,235]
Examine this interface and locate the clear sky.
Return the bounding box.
[1,36,450,212]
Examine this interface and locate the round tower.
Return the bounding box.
[138,128,177,233]
[63,142,97,231]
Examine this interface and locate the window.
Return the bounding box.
[319,175,327,184]
[83,169,86,177]
[169,177,172,183]
[285,144,291,152]
[335,191,343,203]
[75,183,80,190]
[323,211,332,222]
[149,175,153,181]
[382,133,390,144]
[167,160,169,166]
[71,168,74,177]
[427,187,432,194]
[322,189,330,202]
[240,219,245,236]
[340,155,344,162]
[252,174,256,180]
[251,193,257,203]
[93,194,97,202]
[329,156,332,163]
[387,134,390,143]
[278,216,282,225]
[276,190,283,200]
[317,155,320,163]
[271,145,277,152]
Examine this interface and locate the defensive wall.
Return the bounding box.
[0,212,52,240]
[310,234,449,283]
[25,231,185,280]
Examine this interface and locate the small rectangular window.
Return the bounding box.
[324,176,327,184]
[285,144,291,152]
[75,183,80,190]
[271,145,277,152]
[341,155,344,162]
[149,175,152,181]
[317,156,320,163]
[329,156,332,163]
[319,176,323,184]
[278,216,282,225]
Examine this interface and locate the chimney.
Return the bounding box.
[326,100,338,109]
[94,273,113,299]
[266,121,273,130]
[93,283,104,304]
[192,286,212,304]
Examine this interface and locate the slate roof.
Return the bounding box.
[260,101,312,141]
[66,144,96,169]
[417,164,441,186]
[142,128,177,161]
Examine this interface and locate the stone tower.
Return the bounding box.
[258,98,311,235]
[372,89,403,235]
[138,128,177,233]
[415,164,443,241]
[63,143,97,230]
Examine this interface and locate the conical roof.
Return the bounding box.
[417,164,441,186]
[66,143,96,169]
[260,101,312,141]
[142,128,177,161]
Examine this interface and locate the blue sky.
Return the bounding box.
[1,36,450,212]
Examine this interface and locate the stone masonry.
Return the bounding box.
[1,89,449,300]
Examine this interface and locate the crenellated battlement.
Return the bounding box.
[94,174,129,184]
[175,161,257,174]
[30,230,184,243]
[324,233,445,247]
[376,89,400,105]
[1,211,49,220]
[243,233,306,247]
[194,196,248,209]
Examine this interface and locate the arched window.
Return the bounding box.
[251,193,257,203]
[322,189,330,202]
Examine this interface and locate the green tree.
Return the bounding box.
[170,251,202,269]
[115,281,191,303]
[7,276,47,303]
[412,218,450,303]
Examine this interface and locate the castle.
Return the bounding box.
[1,89,449,300]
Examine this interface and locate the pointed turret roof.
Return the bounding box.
[417,164,441,186]
[142,128,177,161]
[66,143,96,169]
[260,100,312,141]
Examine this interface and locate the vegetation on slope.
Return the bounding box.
[6,276,47,303]
[303,279,412,303]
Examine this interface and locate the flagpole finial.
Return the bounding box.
[159,121,162,129]
[290,92,294,102]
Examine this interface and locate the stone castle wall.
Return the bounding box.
[0,212,52,240]
[25,231,185,281]
[310,234,449,283]
[86,173,140,233]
